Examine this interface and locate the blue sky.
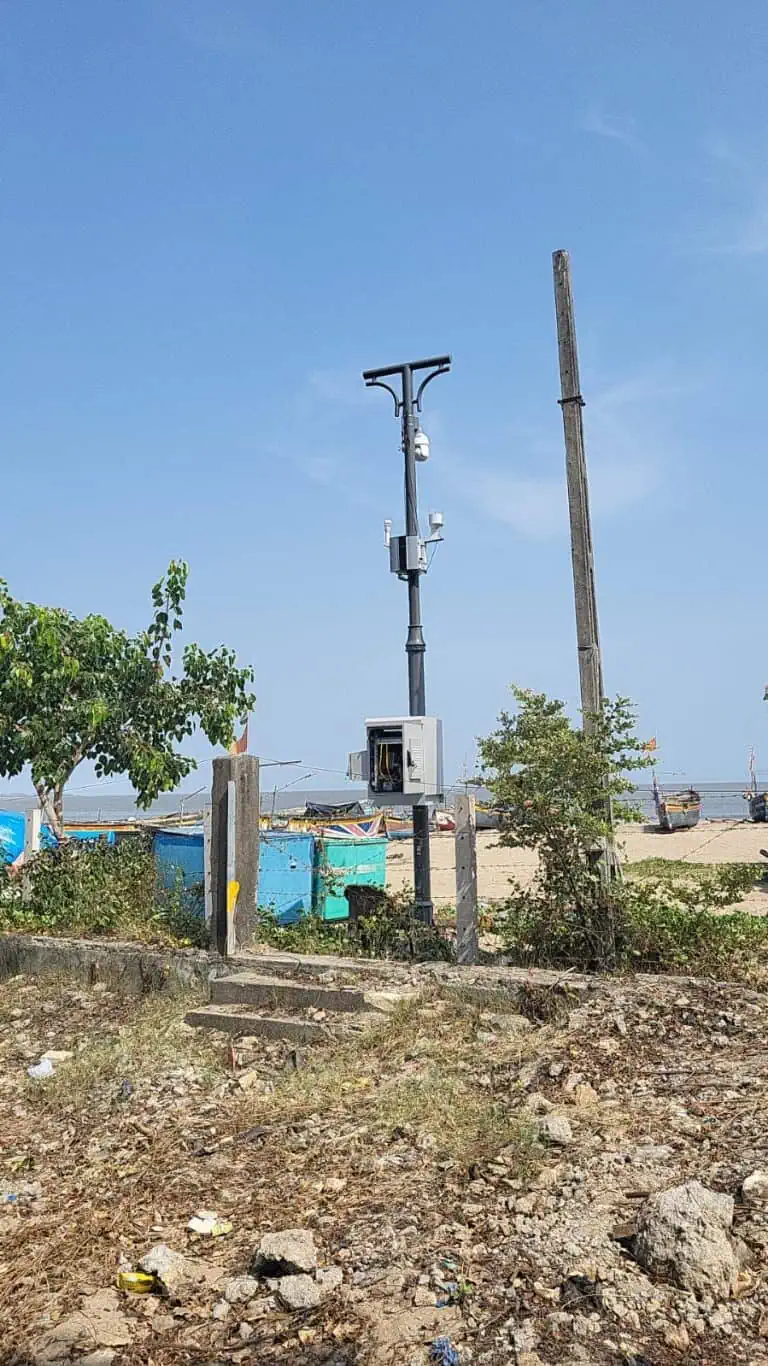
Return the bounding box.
[2,0,768,794]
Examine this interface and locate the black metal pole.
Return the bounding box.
[401,364,432,922]
[363,354,451,928]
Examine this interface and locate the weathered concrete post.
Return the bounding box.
[210,754,260,957]
[203,811,213,927]
[24,807,41,860]
[455,794,479,965]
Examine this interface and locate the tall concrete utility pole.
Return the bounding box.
[553,250,605,726]
[552,250,615,878]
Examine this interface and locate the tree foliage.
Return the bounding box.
[478,686,652,968]
[0,561,255,837]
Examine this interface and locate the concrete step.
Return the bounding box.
[184,1004,343,1043]
[210,972,370,1014]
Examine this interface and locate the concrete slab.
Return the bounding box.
[211,972,370,1014]
[184,1005,342,1042]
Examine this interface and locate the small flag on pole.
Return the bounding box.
[643,737,657,752]
[228,722,248,757]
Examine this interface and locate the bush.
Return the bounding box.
[478,686,768,980]
[256,890,455,962]
[348,888,455,961]
[255,906,343,955]
[478,686,652,970]
[0,834,208,947]
[619,863,768,976]
[486,860,768,979]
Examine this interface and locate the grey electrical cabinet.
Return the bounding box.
[348,717,443,805]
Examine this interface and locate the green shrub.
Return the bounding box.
[486,861,768,979]
[619,863,768,976]
[348,888,455,962]
[0,834,208,947]
[256,906,344,955]
[478,687,652,970]
[255,890,455,962]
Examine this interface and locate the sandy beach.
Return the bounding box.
[386,819,768,907]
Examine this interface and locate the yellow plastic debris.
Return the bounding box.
[117,1271,156,1294]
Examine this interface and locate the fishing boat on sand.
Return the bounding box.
[653,776,701,832]
[475,804,501,831]
[744,749,768,822]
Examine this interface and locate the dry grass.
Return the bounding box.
[25,990,219,1118]
[0,977,551,1362]
[10,972,768,1363]
[228,993,542,1166]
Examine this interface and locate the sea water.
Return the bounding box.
[0,782,758,823]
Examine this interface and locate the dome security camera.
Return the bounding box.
[414,429,430,462]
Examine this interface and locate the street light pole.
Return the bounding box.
[363,354,451,925]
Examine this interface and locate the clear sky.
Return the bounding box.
[2,0,768,794]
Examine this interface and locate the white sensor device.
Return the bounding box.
[414,429,430,462]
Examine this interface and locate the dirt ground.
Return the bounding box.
[386,821,768,909]
[3,969,768,1364]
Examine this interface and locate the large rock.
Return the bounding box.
[537,1113,573,1147]
[276,1273,322,1310]
[138,1244,204,1300]
[224,1274,261,1304]
[743,1170,768,1203]
[316,1265,344,1293]
[253,1228,317,1277]
[633,1180,739,1298]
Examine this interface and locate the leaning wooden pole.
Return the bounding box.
[552,250,616,884]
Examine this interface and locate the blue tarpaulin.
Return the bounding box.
[0,812,25,864]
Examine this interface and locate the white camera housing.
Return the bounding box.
[413,429,430,462]
[429,510,444,533]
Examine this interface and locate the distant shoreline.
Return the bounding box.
[0,781,759,822]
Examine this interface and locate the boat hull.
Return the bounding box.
[655,794,701,832]
[653,780,701,832]
[475,808,500,831]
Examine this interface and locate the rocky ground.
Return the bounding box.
[2,969,768,1365]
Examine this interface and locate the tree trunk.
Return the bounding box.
[54,786,65,841]
[34,782,63,842]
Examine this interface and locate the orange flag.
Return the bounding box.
[643,737,657,752]
[228,722,248,756]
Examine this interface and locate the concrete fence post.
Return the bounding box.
[210,754,260,957]
[203,811,213,926]
[455,794,479,965]
[24,807,42,860]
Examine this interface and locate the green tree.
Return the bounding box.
[478,686,652,968]
[0,561,255,838]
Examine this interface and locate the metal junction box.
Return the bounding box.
[348,716,443,806]
[389,534,426,577]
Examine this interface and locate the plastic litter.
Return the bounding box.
[430,1338,460,1366]
[117,1270,156,1294]
[27,1058,55,1080]
[187,1209,233,1237]
[2,1193,18,1204]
